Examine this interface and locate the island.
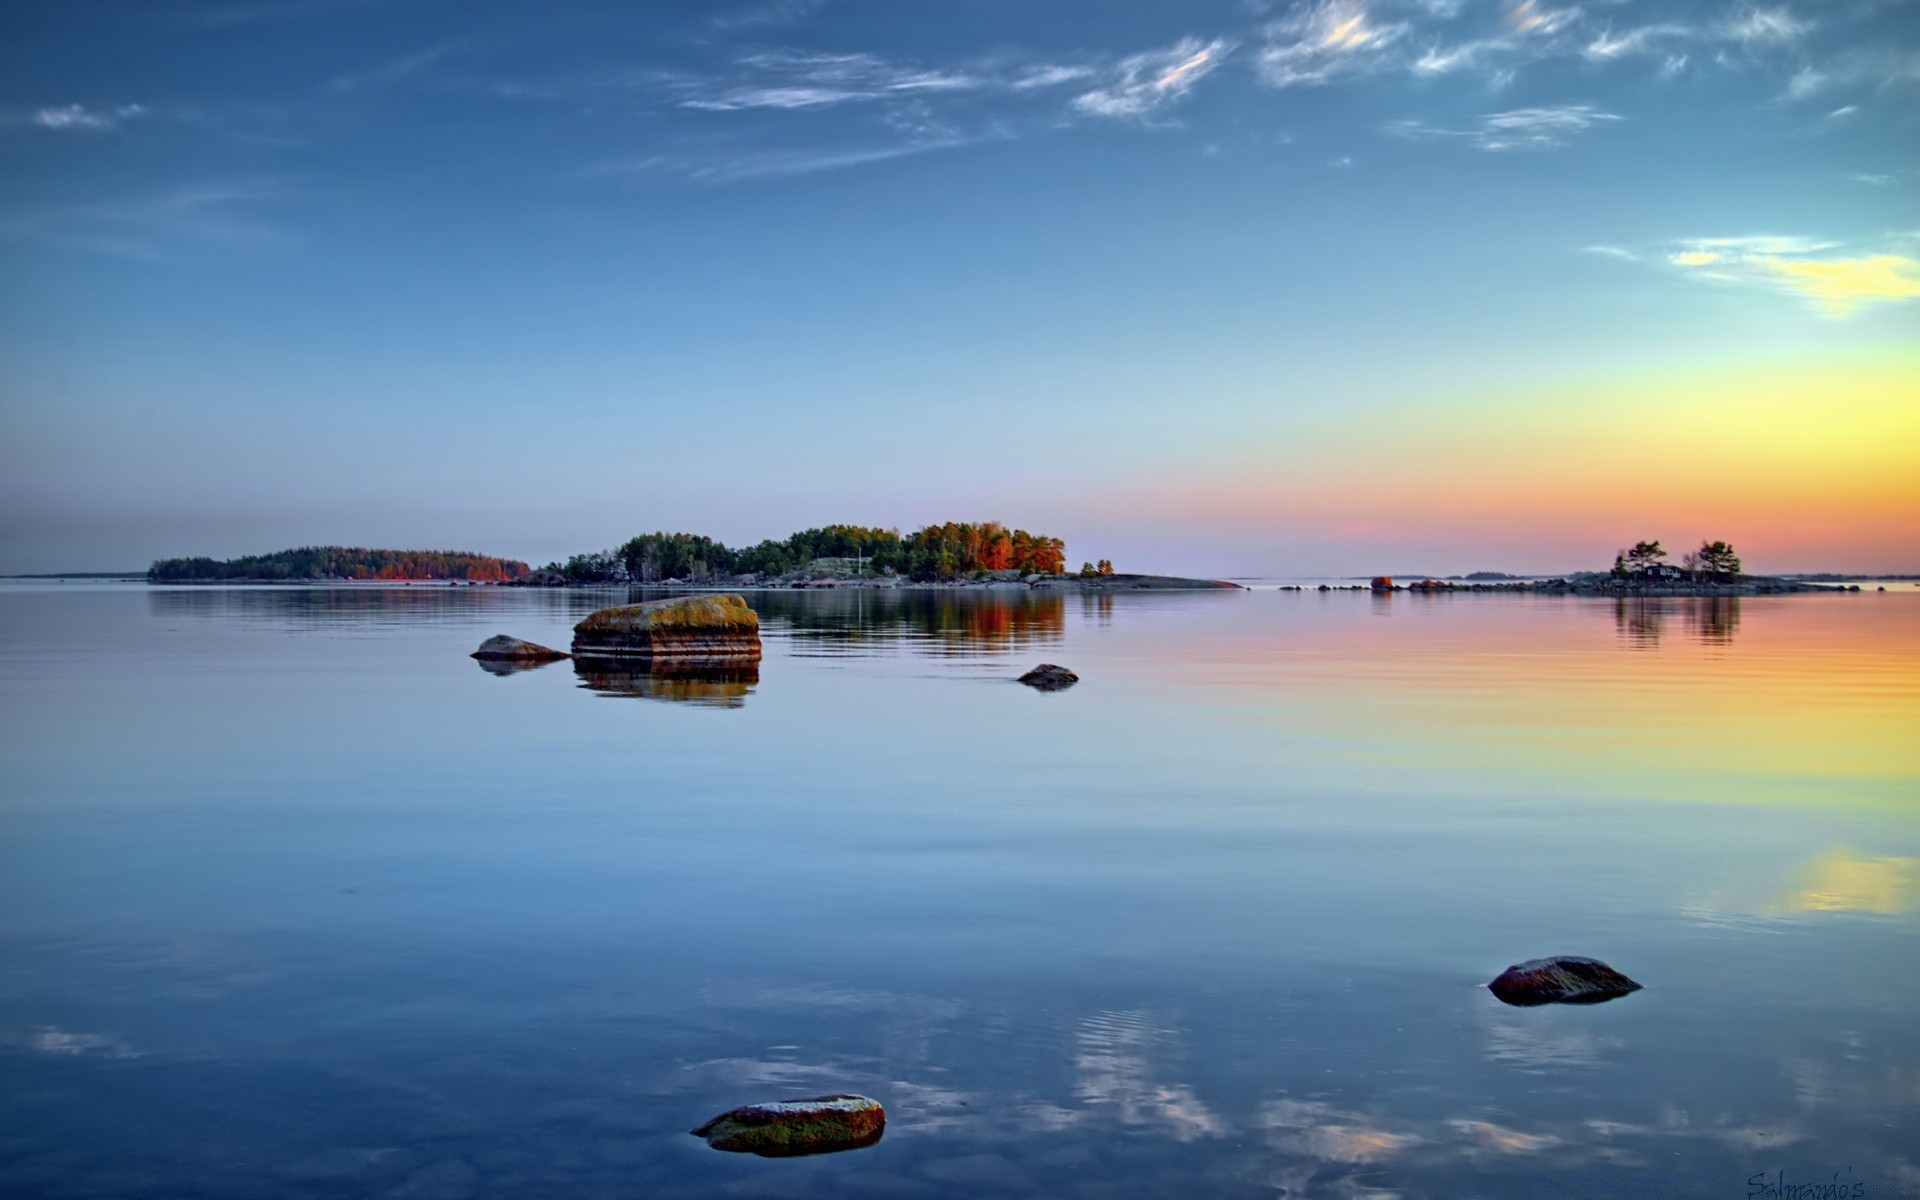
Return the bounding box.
[148,547,530,583]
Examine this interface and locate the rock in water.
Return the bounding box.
[691,1095,885,1157]
[570,595,761,661]
[1018,663,1079,690]
[1488,956,1642,1006]
[470,634,568,662]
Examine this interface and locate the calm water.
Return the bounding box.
[1,582,1916,1199]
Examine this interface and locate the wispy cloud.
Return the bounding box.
[586,136,980,185]
[1636,233,1920,317]
[1507,1,1581,38]
[195,0,420,27]
[1072,38,1235,119]
[709,0,829,32]
[4,104,148,133]
[1260,0,1410,87]
[673,50,984,112]
[0,181,291,260]
[326,42,461,93]
[1723,6,1813,47]
[1386,102,1619,150]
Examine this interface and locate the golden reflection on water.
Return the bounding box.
[1772,848,1920,914]
[1179,594,1920,808]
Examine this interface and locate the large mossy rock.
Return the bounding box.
[571,594,762,660]
[691,1095,885,1157]
[1488,956,1642,1006]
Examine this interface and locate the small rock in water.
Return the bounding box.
[1018,663,1079,690]
[691,1094,885,1157]
[1488,956,1642,1006]
[470,634,568,663]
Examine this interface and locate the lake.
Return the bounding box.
[1,581,1915,1198]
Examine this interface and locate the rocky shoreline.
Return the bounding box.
[1302,574,1834,597]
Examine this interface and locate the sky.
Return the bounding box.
[1,0,1916,576]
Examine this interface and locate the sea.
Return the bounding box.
[1,580,1915,1199]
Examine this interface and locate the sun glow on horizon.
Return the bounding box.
[1119,351,1920,572]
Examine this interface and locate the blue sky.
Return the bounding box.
[1,0,1916,574]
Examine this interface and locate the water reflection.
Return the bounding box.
[1771,848,1920,915]
[1612,596,1742,646]
[572,657,759,707]
[473,656,563,678]
[747,589,1065,656]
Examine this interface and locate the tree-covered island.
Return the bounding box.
[148,547,531,583]
[548,522,1068,584]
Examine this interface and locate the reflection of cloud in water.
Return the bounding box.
[1260,1099,1419,1163]
[1772,848,1920,914]
[1480,1011,1614,1071]
[1450,1118,1559,1154]
[18,1027,138,1058]
[1072,1010,1226,1140]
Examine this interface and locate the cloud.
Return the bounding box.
[709,0,829,31]
[326,42,461,92]
[1723,5,1812,46]
[1663,234,1920,316]
[1072,37,1235,119]
[0,180,290,259]
[676,49,986,112]
[587,136,977,184]
[1259,0,1411,87]
[195,0,419,26]
[1583,23,1692,61]
[1507,1,1581,38]
[6,104,148,133]
[1386,102,1619,150]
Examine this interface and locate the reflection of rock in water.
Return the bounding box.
[573,657,759,707]
[474,656,563,678]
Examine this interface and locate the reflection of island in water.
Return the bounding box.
[741,588,1065,656]
[573,657,759,708]
[1613,596,1741,646]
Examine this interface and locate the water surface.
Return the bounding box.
[1,582,1915,1198]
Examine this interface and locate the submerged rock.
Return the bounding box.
[691,1094,885,1157]
[1488,956,1642,1006]
[470,634,568,662]
[1018,663,1079,690]
[571,595,761,661]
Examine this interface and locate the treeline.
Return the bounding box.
[1610,539,1742,580]
[148,547,531,582]
[551,521,1068,583]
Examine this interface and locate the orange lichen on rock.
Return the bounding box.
[572,594,762,660]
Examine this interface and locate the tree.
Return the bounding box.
[1096,559,1114,576]
[1681,550,1703,582]
[1625,539,1666,575]
[1080,562,1097,577]
[1697,539,1741,579]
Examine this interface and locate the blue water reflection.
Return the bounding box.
[0,582,1914,1198]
